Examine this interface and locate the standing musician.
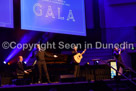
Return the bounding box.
[113,47,125,76]
[33,44,58,83]
[72,46,86,78]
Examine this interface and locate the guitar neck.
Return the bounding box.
[81,49,86,55]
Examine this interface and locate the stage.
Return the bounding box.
[1,78,136,91]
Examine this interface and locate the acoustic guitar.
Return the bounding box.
[73,49,86,63]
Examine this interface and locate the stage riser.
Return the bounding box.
[1,65,111,85]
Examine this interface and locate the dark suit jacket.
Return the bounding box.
[16,61,25,74]
[33,49,54,62]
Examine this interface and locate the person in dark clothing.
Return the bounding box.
[16,56,29,75]
[34,44,57,83]
[72,46,80,77]
[113,47,125,76]
[72,46,86,78]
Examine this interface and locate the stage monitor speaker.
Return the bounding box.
[12,79,31,85]
[60,75,76,82]
[60,75,85,82]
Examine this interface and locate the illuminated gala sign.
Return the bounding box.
[21,0,86,36]
[33,4,75,22]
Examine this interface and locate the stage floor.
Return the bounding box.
[1,81,92,88]
[0,78,136,91]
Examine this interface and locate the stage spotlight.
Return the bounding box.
[94,60,99,65]
[96,61,99,63]
[131,47,135,50]
[85,62,90,66]
[8,63,10,65]
[3,61,6,64]
[87,62,90,65]
[24,61,27,64]
[5,32,37,63]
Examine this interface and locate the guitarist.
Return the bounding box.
[72,46,86,78]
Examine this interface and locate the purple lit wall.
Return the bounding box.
[85,0,94,29]
[99,0,136,68]
[104,0,136,28]
[0,0,13,28]
[99,0,136,43]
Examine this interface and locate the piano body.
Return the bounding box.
[27,54,74,82]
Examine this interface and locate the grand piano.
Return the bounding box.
[27,53,74,82]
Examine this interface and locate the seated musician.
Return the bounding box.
[16,56,30,78]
